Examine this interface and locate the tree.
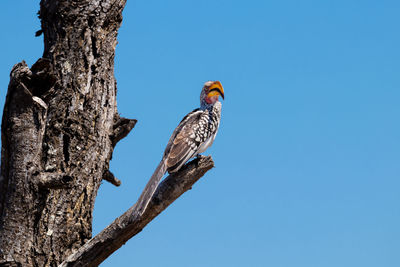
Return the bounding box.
[0,1,213,266]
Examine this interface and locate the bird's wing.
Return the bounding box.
[166,109,207,173]
[163,108,200,157]
[132,108,203,216]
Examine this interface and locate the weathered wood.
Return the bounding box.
[0,1,131,266]
[59,156,214,267]
[102,169,121,187]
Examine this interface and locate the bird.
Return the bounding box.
[133,81,225,216]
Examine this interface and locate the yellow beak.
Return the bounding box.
[207,81,225,100]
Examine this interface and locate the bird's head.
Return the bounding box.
[200,81,225,107]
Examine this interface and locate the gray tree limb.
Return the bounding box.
[59,156,214,267]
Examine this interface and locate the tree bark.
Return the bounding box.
[0,1,214,266]
[0,1,131,266]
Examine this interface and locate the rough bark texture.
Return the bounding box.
[0,1,215,266]
[0,1,133,266]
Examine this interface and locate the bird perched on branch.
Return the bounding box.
[134,81,225,216]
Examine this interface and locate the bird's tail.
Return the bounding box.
[133,159,167,216]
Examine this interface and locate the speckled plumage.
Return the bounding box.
[165,101,222,173]
[134,81,224,215]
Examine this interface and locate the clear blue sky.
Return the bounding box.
[1,1,400,266]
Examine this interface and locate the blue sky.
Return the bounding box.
[1,1,400,266]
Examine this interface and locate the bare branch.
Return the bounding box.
[111,116,137,147]
[59,155,214,267]
[102,169,121,187]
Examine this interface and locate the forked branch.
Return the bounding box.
[59,155,214,267]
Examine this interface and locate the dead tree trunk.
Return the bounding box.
[0,0,132,265]
[0,1,214,266]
